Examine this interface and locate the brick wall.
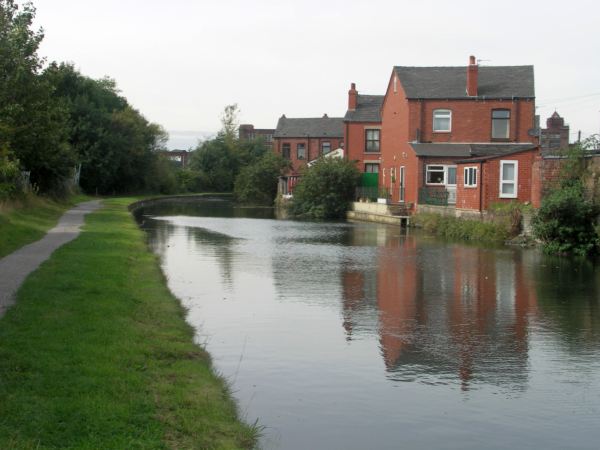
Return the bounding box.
[481,150,538,209]
[345,121,382,171]
[274,136,343,175]
[409,98,536,144]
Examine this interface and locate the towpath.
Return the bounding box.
[0,200,102,317]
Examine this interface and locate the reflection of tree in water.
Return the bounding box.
[137,200,275,290]
[340,230,538,391]
[532,253,600,346]
[184,225,238,288]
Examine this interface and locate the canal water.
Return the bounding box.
[137,198,600,450]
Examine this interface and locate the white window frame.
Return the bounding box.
[464,166,478,188]
[425,164,457,186]
[499,160,518,198]
[433,109,452,133]
[426,165,446,185]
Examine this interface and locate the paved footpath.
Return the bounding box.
[0,200,103,318]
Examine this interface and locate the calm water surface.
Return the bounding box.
[137,199,600,450]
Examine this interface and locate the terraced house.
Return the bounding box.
[273,114,344,195]
[377,56,540,212]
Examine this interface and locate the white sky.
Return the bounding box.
[33,0,600,142]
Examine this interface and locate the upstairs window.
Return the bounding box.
[321,141,331,155]
[492,109,510,139]
[365,129,380,152]
[464,167,477,187]
[500,160,518,198]
[297,143,306,160]
[282,143,291,160]
[433,109,452,132]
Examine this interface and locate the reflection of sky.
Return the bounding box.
[141,203,600,450]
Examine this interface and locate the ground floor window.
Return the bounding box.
[426,165,445,184]
[464,167,477,187]
[364,163,379,173]
[426,164,457,185]
[500,160,518,198]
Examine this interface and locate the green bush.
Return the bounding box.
[291,157,360,219]
[532,183,599,256]
[234,152,287,205]
[0,149,20,199]
[412,213,509,243]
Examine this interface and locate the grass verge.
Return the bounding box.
[0,193,90,258]
[0,197,257,449]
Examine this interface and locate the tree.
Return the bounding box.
[188,104,271,193]
[234,152,288,205]
[219,103,239,149]
[45,62,170,194]
[532,140,600,256]
[291,157,361,219]
[0,1,75,194]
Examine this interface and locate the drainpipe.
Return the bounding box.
[479,161,483,213]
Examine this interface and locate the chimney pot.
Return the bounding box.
[323,113,328,118]
[469,55,476,65]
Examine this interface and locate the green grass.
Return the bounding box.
[0,194,90,258]
[0,197,257,449]
[412,212,510,244]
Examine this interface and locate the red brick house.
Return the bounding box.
[344,84,384,180]
[273,114,344,194]
[378,56,540,212]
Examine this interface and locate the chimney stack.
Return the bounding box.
[466,55,478,97]
[348,83,358,111]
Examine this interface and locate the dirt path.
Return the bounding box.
[0,200,102,317]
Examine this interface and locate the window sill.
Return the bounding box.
[432,130,451,134]
[464,185,478,189]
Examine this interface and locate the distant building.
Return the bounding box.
[159,149,190,168]
[238,124,275,148]
[540,112,569,152]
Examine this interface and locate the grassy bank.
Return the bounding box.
[0,194,90,258]
[411,212,511,244]
[0,198,257,449]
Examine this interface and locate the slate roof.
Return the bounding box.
[410,143,537,161]
[344,95,384,122]
[274,116,344,138]
[394,65,535,99]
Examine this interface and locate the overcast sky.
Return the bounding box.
[34,0,599,146]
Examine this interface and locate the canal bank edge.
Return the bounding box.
[0,197,257,449]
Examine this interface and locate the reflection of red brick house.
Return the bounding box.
[273,114,344,194]
[378,56,540,211]
[344,84,384,177]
